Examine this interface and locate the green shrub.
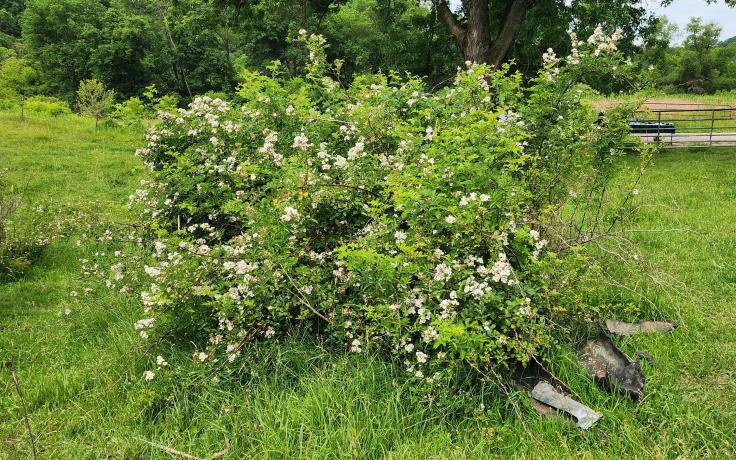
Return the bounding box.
[143,84,179,115]
[155,94,178,113]
[0,172,68,280]
[25,96,72,116]
[77,79,115,130]
[0,57,40,118]
[0,47,15,63]
[0,98,15,110]
[109,96,146,126]
[109,31,648,392]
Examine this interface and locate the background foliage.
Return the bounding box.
[4,0,733,105]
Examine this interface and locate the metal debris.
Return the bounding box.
[531,382,602,429]
[580,336,646,400]
[512,360,573,419]
[605,319,676,336]
[512,359,571,393]
[636,351,655,366]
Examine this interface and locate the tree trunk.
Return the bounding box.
[463,0,493,64]
[434,0,531,67]
[487,0,531,67]
[156,0,192,98]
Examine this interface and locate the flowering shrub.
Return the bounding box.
[0,172,71,280]
[114,30,647,386]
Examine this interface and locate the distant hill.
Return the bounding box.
[721,35,736,46]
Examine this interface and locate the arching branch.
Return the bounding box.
[488,0,532,67]
[434,0,466,49]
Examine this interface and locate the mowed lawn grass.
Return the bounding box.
[1,110,735,458]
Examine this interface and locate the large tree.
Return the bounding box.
[215,0,343,75]
[22,0,104,98]
[656,17,736,93]
[324,0,459,80]
[90,0,175,98]
[433,0,734,67]
[0,0,24,47]
[433,0,532,66]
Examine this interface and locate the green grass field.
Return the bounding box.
[1,110,735,459]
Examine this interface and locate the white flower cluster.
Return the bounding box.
[281,206,300,222]
[226,343,241,362]
[316,142,349,173]
[134,317,156,339]
[464,275,493,300]
[490,252,516,285]
[529,229,549,258]
[144,265,162,278]
[292,132,311,151]
[347,139,366,161]
[542,48,557,65]
[438,291,459,320]
[433,263,453,283]
[188,96,230,115]
[223,260,259,276]
[380,139,410,171]
[587,25,623,56]
[258,129,283,165]
[459,192,490,206]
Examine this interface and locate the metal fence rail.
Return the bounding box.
[631,107,736,148]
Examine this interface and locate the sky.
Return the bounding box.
[648,1,736,42]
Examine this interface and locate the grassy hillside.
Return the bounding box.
[1,110,735,458]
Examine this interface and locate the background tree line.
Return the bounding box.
[641,16,736,94]
[0,0,735,109]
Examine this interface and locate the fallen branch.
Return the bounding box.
[4,361,37,460]
[275,262,332,323]
[135,435,230,460]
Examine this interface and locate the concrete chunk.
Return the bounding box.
[531,382,602,430]
[605,319,676,336]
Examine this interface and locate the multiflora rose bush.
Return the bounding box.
[0,171,74,280]
[113,29,649,387]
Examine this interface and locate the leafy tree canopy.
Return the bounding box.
[6,0,736,103]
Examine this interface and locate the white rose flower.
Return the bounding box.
[281,207,300,222]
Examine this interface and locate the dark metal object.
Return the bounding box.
[512,358,571,393]
[580,336,646,400]
[629,121,676,134]
[636,351,655,366]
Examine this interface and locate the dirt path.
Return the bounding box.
[634,131,736,146]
